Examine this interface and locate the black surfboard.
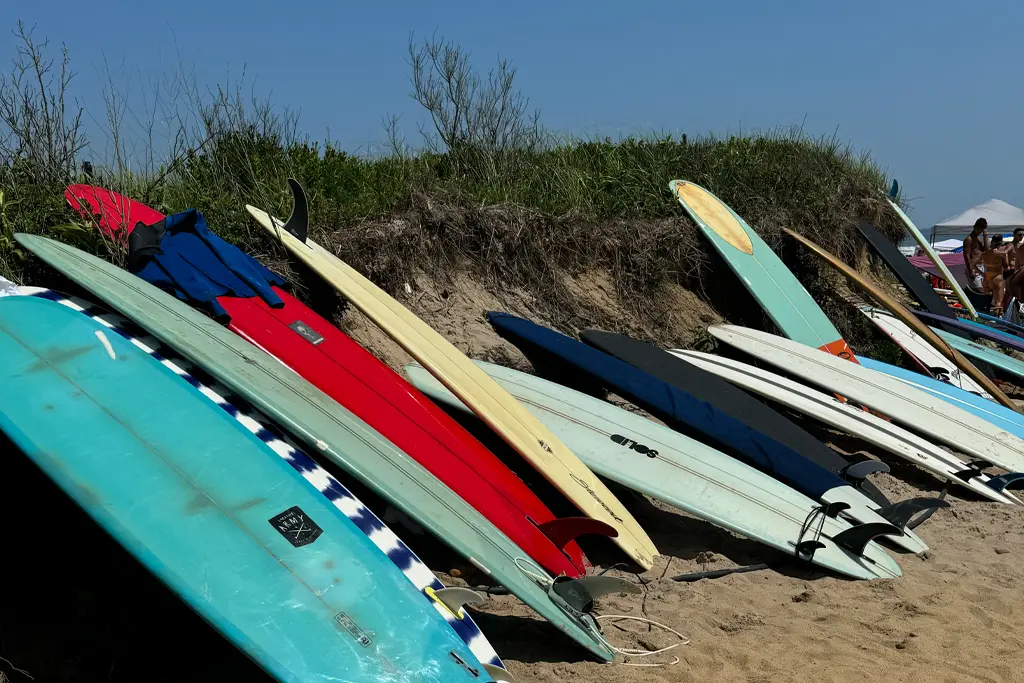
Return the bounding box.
[580,328,892,508]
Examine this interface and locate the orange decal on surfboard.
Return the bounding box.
[674,182,754,255]
[818,338,859,363]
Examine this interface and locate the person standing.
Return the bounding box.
[981,234,1010,315]
[963,218,988,290]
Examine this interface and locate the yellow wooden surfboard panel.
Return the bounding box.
[674,181,754,255]
[247,202,658,570]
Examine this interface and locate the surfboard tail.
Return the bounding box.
[536,517,618,551]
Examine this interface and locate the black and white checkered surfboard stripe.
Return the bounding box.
[20,287,503,670]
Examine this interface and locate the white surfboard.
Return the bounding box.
[857,306,992,399]
[670,350,1018,505]
[709,324,1024,474]
[404,361,903,580]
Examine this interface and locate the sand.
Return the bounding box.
[3,270,1024,683]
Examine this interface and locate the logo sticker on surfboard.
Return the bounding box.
[269,506,323,547]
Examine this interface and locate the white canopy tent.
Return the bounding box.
[929,198,1024,244]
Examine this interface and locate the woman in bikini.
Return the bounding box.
[981,235,1010,314]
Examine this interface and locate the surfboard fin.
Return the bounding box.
[426,586,485,619]
[839,460,890,484]
[952,459,995,482]
[985,472,1024,492]
[888,179,899,199]
[281,178,309,243]
[536,517,618,550]
[831,522,904,555]
[483,663,516,683]
[822,501,851,518]
[550,575,641,614]
[876,497,950,528]
[794,540,826,559]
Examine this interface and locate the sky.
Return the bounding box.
[2,0,1022,229]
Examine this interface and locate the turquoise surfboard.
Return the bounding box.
[930,327,1024,385]
[0,295,488,683]
[669,180,856,359]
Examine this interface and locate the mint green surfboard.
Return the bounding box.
[14,232,616,662]
[931,327,1024,385]
[0,295,486,683]
[669,180,856,360]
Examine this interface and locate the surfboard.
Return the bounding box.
[977,310,1024,336]
[915,308,1024,354]
[246,180,657,570]
[485,312,929,554]
[13,232,619,662]
[783,227,1021,413]
[403,361,904,580]
[18,284,508,676]
[887,179,978,317]
[669,180,856,360]
[709,324,1024,475]
[579,328,892,508]
[0,295,490,683]
[670,350,1019,504]
[857,306,992,398]
[64,185,591,581]
[856,356,1024,443]
[854,219,958,322]
[929,327,1024,386]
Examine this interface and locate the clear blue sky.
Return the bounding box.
[3,0,1022,228]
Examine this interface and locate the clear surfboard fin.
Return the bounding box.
[281,177,309,242]
[426,586,485,619]
[536,517,618,550]
[550,575,640,614]
[483,663,516,683]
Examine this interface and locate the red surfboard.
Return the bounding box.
[66,185,602,578]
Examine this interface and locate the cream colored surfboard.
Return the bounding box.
[246,181,658,570]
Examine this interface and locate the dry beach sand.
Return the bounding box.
[2,273,1023,683]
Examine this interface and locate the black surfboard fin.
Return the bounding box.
[831,522,904,555]
[839,460,890,484]
[876,497,950,528]
[281,177,309,243]
[427,586,485,618]
[550,575,640,614]
[483,663,516,683]
[822,501,851,518]
[794,540,826,560]
[536,517,618,550]
[952,459,995,482]
[986,472,1024,492]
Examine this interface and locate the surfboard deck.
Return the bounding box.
[246,180,657,571]
[709,324,1024,475]
[915,308,1024,354]
[930,327,1024,386]
[14,232,616,662]
[857,306,991,398]
[65,185,591,581]
[579,328,892,508]
[0,295,488,683]
[18,285,507,673]
[669,180,856,360]
[671,349,1017,505]
[783,227,1021,413]
[404,361,904,579]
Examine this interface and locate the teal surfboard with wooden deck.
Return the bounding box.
[0,295,489,683]
[669,180,856,360]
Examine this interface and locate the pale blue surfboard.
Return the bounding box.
[670,180,855,359]
[856,356,1024,441]
[0,295,489,683]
